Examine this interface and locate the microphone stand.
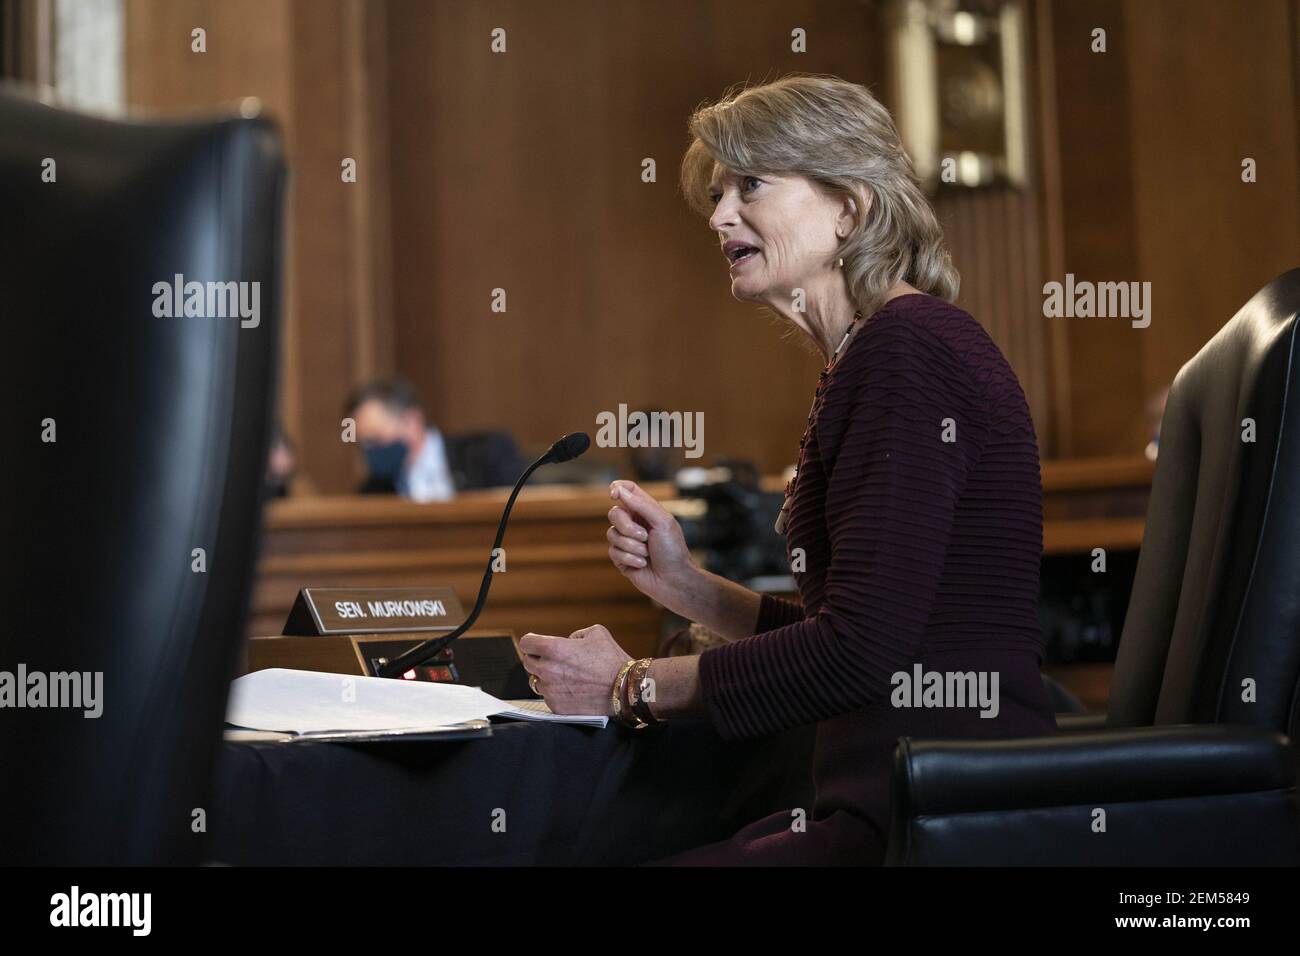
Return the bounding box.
[374,440,576,679]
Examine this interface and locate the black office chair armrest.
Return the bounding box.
[886,725,1300,865]
[1054,712,1108,732]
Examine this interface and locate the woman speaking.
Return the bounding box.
[519,74,1056,865]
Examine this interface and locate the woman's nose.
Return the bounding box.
[708,198,736,233]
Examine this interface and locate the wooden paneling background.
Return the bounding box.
[936,188,1053,449]
[126,0,395,491]
[383,0,889,485]
[120,0,1300,485]
[1037,0,1300,455]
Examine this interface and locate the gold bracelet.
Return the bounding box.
[620,660,650,730]
[628,658,661,726]
[626,658,647,719]
[616,660,650,730]
[610,658,638,726]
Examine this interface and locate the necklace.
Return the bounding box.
[774,309,864,535]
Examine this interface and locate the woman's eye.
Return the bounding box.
[708,192,721,206]
[742,176,762,193]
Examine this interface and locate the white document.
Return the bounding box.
[227,668,503,734]
[495,698,608,728]
[226,668,608,735]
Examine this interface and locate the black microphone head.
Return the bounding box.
[548,432,591,463]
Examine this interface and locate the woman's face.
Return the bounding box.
[707,165,849,307]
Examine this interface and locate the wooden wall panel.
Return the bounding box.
[121,0,1300,482]
[125,0,393,493]
[1037,0,1300,456]
[935,186,1052,453]
[123,0,1056,486]
[384,0,893,478]
[1125,0,1300,401]
[281,0,394,491]
[1042,0,1145,457]
[125,0,293,115]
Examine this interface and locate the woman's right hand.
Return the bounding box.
[606,479,699,611]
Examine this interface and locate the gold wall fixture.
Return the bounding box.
[888,0,1028,191]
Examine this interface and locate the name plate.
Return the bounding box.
[282,586,465,636]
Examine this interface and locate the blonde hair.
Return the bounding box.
[681,74,959,315]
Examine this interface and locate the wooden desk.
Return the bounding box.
[1041,455,1154,531]
[251,456,1156,672]
[252,483,674,657]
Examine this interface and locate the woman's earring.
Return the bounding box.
[836,257,845,269]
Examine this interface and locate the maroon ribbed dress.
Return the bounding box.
[668,293,1057,865]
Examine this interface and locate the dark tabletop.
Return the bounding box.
[209,718,815,865]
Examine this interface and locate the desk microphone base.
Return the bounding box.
[243,630,533,699]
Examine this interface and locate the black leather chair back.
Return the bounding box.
[0,89,285,863]
[1109,269,1300,737]
[446,430,527,490]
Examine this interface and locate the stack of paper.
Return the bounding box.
[225,668,608,741]
[493,697,609,728]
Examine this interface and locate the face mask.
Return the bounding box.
[363,440,407,482]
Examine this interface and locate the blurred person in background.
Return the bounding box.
[345,378,456,502]
[345,377,525,499]
[265,422,297,499]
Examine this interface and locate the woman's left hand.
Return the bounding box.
[518,625,632,716]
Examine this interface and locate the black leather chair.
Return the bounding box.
[886,270,1300,865]
[446,430,527,490]
[0,88,285,864]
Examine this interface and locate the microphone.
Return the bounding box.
[374,432,591,679]
[546,431,590,464]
